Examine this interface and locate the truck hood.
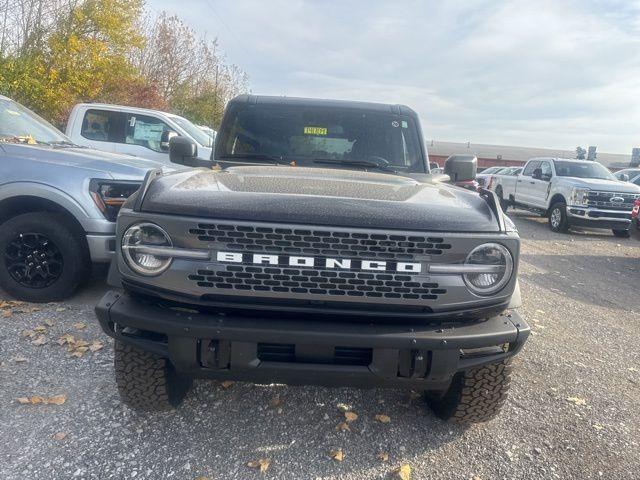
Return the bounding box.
[140,166,500,232]
[560,177,640,193]
[1,143,168,180]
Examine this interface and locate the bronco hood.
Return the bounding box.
[139,166,500,232]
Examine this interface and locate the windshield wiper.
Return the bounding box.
[312,157,398,173]
[218,153,284,163]
[47,140,78,147]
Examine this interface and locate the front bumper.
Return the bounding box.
[567,206,631,229]
[95,290,530,390]
[86,234,116,263]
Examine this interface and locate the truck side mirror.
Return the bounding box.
[160,130,178,151]
[444,155,477,183]
[169,136,211,168]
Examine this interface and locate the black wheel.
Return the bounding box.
[426,360,512,424]
[612,229,630,238]
[495,187,509,212]
[548,202,569,232]
[114,341,192,411]
[0,212,89,302]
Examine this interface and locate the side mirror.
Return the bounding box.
[532,168,542,180]
[160,130,178,151]
[620,173,630,182]
[169,136,211,168]
[444,155,477,183]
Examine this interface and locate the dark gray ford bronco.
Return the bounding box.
[96,95,529,423]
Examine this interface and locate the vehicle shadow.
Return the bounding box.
[120,381,469,478]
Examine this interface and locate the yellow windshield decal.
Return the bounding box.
[303,126,327,136]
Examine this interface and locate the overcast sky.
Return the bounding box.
[148,0,640,154]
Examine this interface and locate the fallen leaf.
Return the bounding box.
[44,319,55,327]
[16,397,30,404]
[335,421,350,432]
[269,395,282,408]
[336,403,350,413]
[593,424,604,431]
[47,394,66,405]
[392,464,412,480]
[377,452,389,462]
[21,329,36,338]
[17,394,66,405]
[247,458,270,472]
[375,414,391,423]
[89,340,104,352]
[29,396,45,404]
[566,397,587,406]
[33,325,47,333]
[2,310,11,317]
[52,432,68,441]
[57,334,75,346]
[31,335,48,346]
[55,307,66,312]
[344,411,358,422]
[329,448,344,462]
[13,356,28,363]
[221,381,233,389]
[72,322,86,330]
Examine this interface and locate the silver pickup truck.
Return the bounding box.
[494,157,640,236]
[0,95,165,302]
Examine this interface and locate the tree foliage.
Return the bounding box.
[0,0,248,127]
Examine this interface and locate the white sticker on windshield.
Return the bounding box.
[391,120,400,128]
[129,116,136,127]
[401,120,408,128]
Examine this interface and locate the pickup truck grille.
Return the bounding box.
[585,191,639,210]
[189,265,446,300]
[189,222,452,261]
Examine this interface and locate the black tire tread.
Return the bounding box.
[114,341,191,411]
[427,360,512,424]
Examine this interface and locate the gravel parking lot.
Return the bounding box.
[1,210,639,480]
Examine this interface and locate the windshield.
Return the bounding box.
[170,115,213,148]
[0,98,69,144]
[216,103,426,173]
[554,160,616,180]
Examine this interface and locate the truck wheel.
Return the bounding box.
[426,360,512,424]
[612,229,630,238]
[0,212,89,302]
[495,187,509,212]
[114,341,192,411]
[548,202,569,232]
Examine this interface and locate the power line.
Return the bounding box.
[203,0,252,60]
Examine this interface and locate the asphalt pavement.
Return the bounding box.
[1,210,639,479]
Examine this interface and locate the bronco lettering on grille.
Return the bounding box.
[216,251,422,273]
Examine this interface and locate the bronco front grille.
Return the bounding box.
[189,223,451,261]
[188,265,446,300]
[586,191,639,210]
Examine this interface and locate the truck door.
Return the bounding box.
[515,160,541,205]
[528,160,553,208]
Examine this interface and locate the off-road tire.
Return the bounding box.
[0,212,89,302]
[114,341,192,411]
[426,360,512,424]
[612,229,630,238]
[548,202,569,233]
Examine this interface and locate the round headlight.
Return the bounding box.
[122,223,172,276]
[463,243,513,295]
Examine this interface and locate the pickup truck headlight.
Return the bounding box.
[569,187,590,207]
[463,243,513,295]
[121,223,173,276]
[90,180,141,222]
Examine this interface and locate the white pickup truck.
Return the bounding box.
[493,157,640,237]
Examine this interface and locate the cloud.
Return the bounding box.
[148,0,640,153]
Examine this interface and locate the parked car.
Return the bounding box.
[498,157,640,236]
[66,103,213,165]
[476,166,508,187]
[0,95,166,301]
[97,95,529,424]
[487,167,523,205]
[613,168,640,182]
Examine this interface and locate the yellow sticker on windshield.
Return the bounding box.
[303,126,327,136]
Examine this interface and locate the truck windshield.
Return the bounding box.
[216,103,426,173]
[169,115,213,148]
[0,98,70,145]
[554,160,616,180]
